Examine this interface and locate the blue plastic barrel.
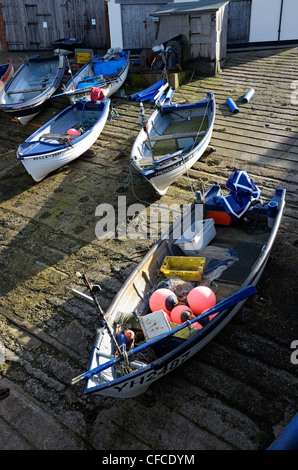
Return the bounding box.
[226,98,239,113]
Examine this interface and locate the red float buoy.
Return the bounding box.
[170,304,194,324]
[149,288,178,314]
[187,286,216,315]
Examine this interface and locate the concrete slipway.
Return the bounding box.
[0,47,297,451]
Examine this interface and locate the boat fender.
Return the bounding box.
[90,86,105,102]
[149,288,178,315]
[226,98,239,114]
[170,304,195,324]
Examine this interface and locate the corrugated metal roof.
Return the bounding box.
[151,1,229,16]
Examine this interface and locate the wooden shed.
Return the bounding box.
[0,0,109,52]
[151,1,229,75]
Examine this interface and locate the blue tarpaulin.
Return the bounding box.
[93,57,127,77]
[76,56,127,90]
[209,171,261,220]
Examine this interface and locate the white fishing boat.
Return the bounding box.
[0,54,65,125]
[61,49,130,104]
[71,172,286,398]
[17,98,110,181]
[130,91,216,195]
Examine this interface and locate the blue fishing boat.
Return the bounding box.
[71,173,286,398]
[52,37,84,55]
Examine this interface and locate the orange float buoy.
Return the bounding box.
[187,286,216,315]
[170,304,194,324]
[149,288,178,314]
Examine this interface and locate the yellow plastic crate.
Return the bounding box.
[160,256,206,282]
[75,49,94,64]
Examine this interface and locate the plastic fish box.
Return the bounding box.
[75,48,94,64]
[205,210,231,225]
[160,256,206,282]
[174,218,216,256]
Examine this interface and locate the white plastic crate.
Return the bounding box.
[139,310,171,341]
[174,218,216,255]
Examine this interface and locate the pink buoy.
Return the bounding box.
[187,286,216,315]
[66,128,80,136]
[149,288,178,314]
[170,304,194,324]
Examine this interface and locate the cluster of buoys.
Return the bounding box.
[148,285,217,328]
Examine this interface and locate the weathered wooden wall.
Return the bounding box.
[154,4,229,74]
[121,2,165,49]
[227,0,252,45]
[0,0,108,51]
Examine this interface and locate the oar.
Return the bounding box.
[52,76,119,98]
[138,102,154,160]
[71,285,256,385]
[75,272,122,357]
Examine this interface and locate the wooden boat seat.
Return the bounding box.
[151,130,205,142]
[7,86,47,95]
[137,140,196,167]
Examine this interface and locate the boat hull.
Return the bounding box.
[81,186,286,398]
[17,98,110,181]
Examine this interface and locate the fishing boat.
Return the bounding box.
[71,171,286,398]
[0,59,14,95]
[52,37,84,55]
[61,49,130,104]
[0,54,65,125]
[17,98,110,181]
[130,91,216,196]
